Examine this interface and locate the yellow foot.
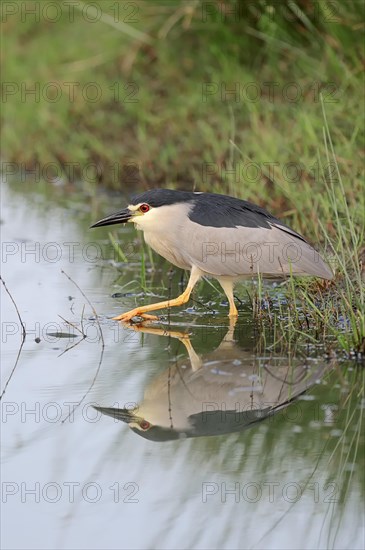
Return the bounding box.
[125,323,190,340]
[113,309,159,323]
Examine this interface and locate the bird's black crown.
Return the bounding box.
[130,189,195,208]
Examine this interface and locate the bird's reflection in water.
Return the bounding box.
[95,319,331,442]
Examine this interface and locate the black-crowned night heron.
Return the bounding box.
[94,323,331,441]
[91,189,333,322]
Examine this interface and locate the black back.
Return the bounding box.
[131,189,305,238]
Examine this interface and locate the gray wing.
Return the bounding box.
[182,219,333,279]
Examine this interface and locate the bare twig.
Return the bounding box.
[58,314,86,337]
[57,336,84,358]
[0,276,26,338]
[61,270,105,423]
[0,276,26,400]
[57,313,87,358]
[158,1,198,39]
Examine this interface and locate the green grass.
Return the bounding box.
[3,2,363,205]
[241,98,364,355]
[3,0,365,354]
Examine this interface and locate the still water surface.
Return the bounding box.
[1,182,364,549]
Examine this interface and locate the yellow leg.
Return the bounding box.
[123,324,202,369]
[113,268,201,322]
[123,323,202,370]
[218,278,238,317]
[113,287,192,322]
[228,301,238,317]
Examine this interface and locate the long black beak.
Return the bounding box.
[94,406,136,424]
[90,207,132,228]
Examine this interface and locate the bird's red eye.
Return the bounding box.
[140,420,151,430]
[139,203,150,213]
